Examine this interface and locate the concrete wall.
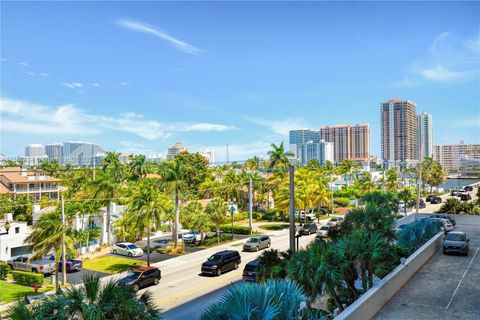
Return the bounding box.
[335,231,444,320]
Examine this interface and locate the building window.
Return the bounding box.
[15,227,20,234]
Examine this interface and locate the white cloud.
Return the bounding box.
[0,96,234,140]
[91,82,100,87]
[119,81,130,86]
[418,65,474,82]
[195,140,272,163]
[246,117,310,136]
[25,72,35,76]
[431,31,450,54]
[17,62,30,67]
[116,19,202,55]
[39,73,50,77]
[62,82,83,89]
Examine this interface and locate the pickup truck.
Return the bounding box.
[7,255,55,275]
[48,255,82,272]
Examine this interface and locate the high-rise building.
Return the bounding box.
[417,112,433,160]
[199,149,215,164]
[167,142,188,159]
[25,144,45,157]
[381,98,418,166]
[45,143,63,162]
[434,142,480,173]
[319,124,370,162]
[289,129,321,159]
[297,140,333,166]
[62,142,105,166]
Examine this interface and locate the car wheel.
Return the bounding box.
[154,277,160,285]
[133,284,140,292]
[32,269,38,273]
[113,250,117,255]
[216,268,222,276]
[128,252,133,257]
[255,246,259,252]
[267,242,271,248]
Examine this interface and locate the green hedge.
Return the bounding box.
[12,270,44,287]
[253,210,288,222]
[0,262,10,280]
[334,197,351,208]
[218,224,252,235]
[203,234,233,246]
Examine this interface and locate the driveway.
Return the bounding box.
[55,269,110,285]
[375,220,480,320]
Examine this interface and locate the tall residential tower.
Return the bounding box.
[319,124,370,162]
[417,112,433,160]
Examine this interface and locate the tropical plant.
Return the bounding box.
[256,249,292,282]
[337,160,361,185]
[354,171,377,194]
[101,151,124,182]
[128,154,150,180]
[437,197,462,214]
[361,190,399,215]
[180,201,210,244]
[268,142,293,168]
[421,157,447,192]
[398,187,416,214]
[382,168,401,191]
[205,198,228,241]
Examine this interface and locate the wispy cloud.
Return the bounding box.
[1,58,8,62]
[119,81,130,86]
[39,73,50,77]
[17,62,30,67]
[91,82,100,87]
[62,82,83,89]
[116,19,202,55]
[418,65,476,82]
[246,117,311,136]
[0,96,234,140]
[25,72,35,76]
[195,140,272,163]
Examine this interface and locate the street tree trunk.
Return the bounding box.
[147,214,151,267]
[106,203,111,246]
[173,189,179,248]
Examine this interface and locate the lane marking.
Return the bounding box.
[446,247,479,310]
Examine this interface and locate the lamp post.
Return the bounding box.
[229,201,236,240]
[0,221,10,235]
[289,159,296,252]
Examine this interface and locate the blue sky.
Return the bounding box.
[1,1,479,161]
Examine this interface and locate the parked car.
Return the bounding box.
[328,216,344,226]
[463,186,473,192]
[316,225,332,238]
[426,218,454,231]
[398,201,408,212]
[418,199,426,209]
[300,223,318,235]
[242,259,260,282]
[48,255,82,273]
[298,211,316,221]
[243,235,271,252]
[183,231,202,245]
[426,194,436,202]
[443,231,470,256]
[430,196,442,204]
[201,250,241,276]
[118,266,161,292]
[7,255,55,275]
[429,214,456,226]
[450,189,464,196]
[112,242,144,257]
[460,193,472,201]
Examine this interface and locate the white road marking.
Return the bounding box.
[446,247,479,310]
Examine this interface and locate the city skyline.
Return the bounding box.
[1,1,479,161]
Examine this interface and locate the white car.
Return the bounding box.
[183,231,202,244]
[316,225,332,238]
[298,211,316,221]
[112,242,144,257]
[328,216,344,226]
[427,218,454,232]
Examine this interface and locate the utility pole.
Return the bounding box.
[248,177,253,232]
[61,196,67,287]
[226,144,229,164]
[330,172,334,216]
[416,132,424,219]
[289,162,295,252]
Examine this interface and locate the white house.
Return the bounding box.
[0,213,32,261]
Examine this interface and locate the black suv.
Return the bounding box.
[426,194,436,202]
[118,266,161,292]
[242,259,260,282]
[300,223,318,235]
[201,250,241,276]
[430,196,442,204]
[463,186,473,192]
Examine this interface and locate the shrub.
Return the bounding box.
[397,219,442,255]
[11,270,44,287]
[203,234,232,246]
[219,224,252,235]
[164,246,184,255]
[334,197,351,208]
[232,211,248,222]
[0,262,10,280]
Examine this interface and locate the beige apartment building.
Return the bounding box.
[167,142,188,159]
[434,142,480,173]
[381,98,418,166]
[319,124,370,162]
[0,167,60,200]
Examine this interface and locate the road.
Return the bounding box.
[415,184,478,214]
[140,226,321,318]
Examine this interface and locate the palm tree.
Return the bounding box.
[268,142,293,168]
[355,172,376,194]
[101,151,124,182]
[7,274,160,319]
[200,280,306,320]
[383,168,401,191]
[438,198,462,214]
[398,187,415,215]
[205,198,228,242]
[129,154,149,180]
[25,210,74,290]
[245,156,262,170]
[160,159,188,248]
[257,249,291,281]
[180,201,210,244]
[337,160,361,185]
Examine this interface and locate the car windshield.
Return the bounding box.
[208,254,223,261]
[244,264,258,272]
[446,233,466,241]
[303,224,312,228]
[127,244,139,250]
[320,226,329,231]
[247,238,259,243]
[127,271,142,278]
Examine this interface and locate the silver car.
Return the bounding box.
[7,255,55,275]
[112,242,144,257]
[243,235,271,252]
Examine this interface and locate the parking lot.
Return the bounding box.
[375,220,480,320]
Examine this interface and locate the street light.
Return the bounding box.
[289,158,297,252]
[230,200,236,240]
[0,221,10,236]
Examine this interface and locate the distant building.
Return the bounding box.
[0,213,32,260]
[381,98,418,167]
[460,156,480,178]
[199,149,215,164]
[146,154,165,163]
[289,129,321,159]
[297,140,333,166]
[167,142,187,159]
[319,124,370,162]
[45,143,63,162]
[25,144,45,157]
[434,142,480,173]
[92,152,131,166]
[0,167,61,200]
[417,112,433,160]
[62,142,104,166]
[18,155,48,167]
[0,154,5,166]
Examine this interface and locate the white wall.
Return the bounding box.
[0,222,31,261]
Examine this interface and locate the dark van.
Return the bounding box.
[201,250,241,276]
[242,259,260,282]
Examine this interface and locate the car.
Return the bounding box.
[463,186,473,192]
[429,214,456,226]
[7,255,55,275]
[300,223,318,235]
[201,250,241,276]
[460,193,472,201]
[48,255,82,272]
[450,189,464,196]
[426,194,436,202]
[443,231,470,256]
[426,218,454,231]
[417,199,426,209]
[242,259,260,282]
[398,201,408,212]
[298,211,316,221]
[328,216,344,226]
[430,196,442,204]
[316,225,332,238]
[112,242,144,257]
[118,266,161,292]
[183,231,202,245]
[243,235,271,252]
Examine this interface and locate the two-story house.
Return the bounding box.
[0,167,60,200]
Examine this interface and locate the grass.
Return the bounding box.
[0,280,52,304]
[82,255,146,274]
[259,223,289,231]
